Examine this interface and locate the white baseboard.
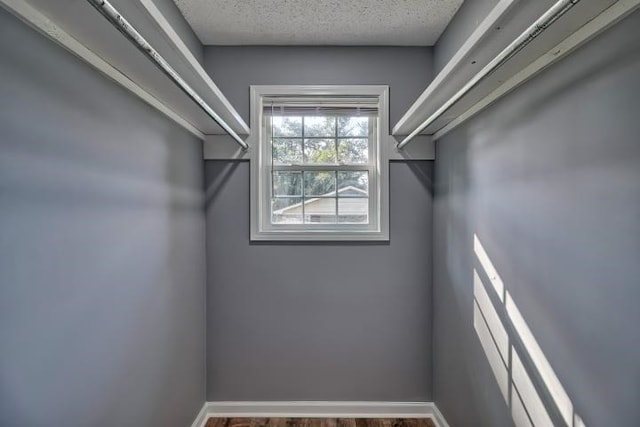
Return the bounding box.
[191,402,210,427]
[191,402,450,427]
[430,404,450,427]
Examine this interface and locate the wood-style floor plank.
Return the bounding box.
[205,418,435,427]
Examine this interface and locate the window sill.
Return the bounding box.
[250,229,389,242]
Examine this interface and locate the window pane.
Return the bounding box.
[304,139,336,163]
[304,197,336,224]
[304,116,335,137]
[272,116,302,137]
[338,171,368,195]
[338,117,369,137]
[304,171,336,196]
[338,198,369,224]
[272,172,302,196]
[272,197,303,224]
[272,138,302,164]
[338,138,368,164]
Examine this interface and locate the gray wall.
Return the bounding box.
[204,46,433,128]
[205,161,433,401]
[203,46,435,401]
[432,10,640,427]
[0,9,206,427]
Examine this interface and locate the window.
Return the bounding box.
[250,86,389,241]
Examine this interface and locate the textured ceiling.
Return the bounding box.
[173,0,465,46]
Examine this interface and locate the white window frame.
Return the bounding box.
[250,85,389,241]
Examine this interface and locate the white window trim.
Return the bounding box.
[250,85,390,241]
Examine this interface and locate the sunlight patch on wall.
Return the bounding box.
[474,269,509,361]
[507,293,574,426]
[474,234,505,301]
[473,298,509,402]
[512,348,554,427]
[472,233,585,427]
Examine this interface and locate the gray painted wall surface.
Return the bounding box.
[433,11,640,427]
[0,9,206,427]
[202,46,435,401]
[203,46,433,128]
[205,161,433,400]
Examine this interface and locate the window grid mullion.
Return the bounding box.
[334,117,338,165]
[272,136,367,140]
[334,171,338,222]
[272,164,372,172]
[301,116,305,223]
[334,119,339,223]
[266,107,377,230]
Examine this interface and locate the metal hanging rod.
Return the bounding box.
[86,0,249,150]
[397,0,582,150]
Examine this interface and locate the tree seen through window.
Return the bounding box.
[270,115,370,223]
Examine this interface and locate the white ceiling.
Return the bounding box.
[173,0,465,46]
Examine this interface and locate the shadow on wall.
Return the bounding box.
[473,234,585,427]
[205,160,242,210]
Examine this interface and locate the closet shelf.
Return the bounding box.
[393,0,633,144]
[2,0,249,139]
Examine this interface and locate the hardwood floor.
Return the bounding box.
[205,418,436,427]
